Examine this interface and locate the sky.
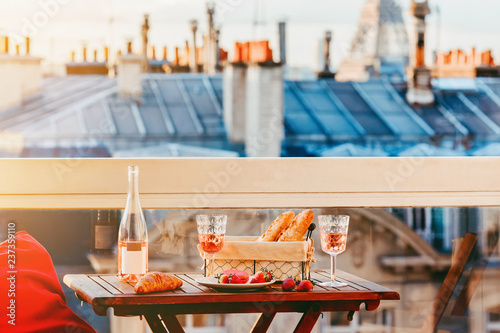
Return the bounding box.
[0,0,499,73]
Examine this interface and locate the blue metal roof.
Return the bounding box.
[355,80,434,137]
[2,74,500,157]
[436,92,499,136]
[324,80,394,136]
[394,143,466,157]
[113,143,238,157]
[470,143,500,156]
[287,81,363,139]
[318,143,388,157]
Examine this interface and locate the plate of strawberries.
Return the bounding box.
[195,269,275,291]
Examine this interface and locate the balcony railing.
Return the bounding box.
[1,157,500,209]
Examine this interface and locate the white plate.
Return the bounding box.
[194,277,276,291]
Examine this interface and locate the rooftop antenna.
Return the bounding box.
[252,0,266,39]
[435,4,441,62]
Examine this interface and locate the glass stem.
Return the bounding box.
[331,255,336,283]
[212,254,215,278]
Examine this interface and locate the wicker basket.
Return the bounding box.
[198,236,315,281]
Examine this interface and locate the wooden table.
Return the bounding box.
[64,270,399,333]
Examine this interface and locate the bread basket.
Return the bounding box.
[198,236,315,281]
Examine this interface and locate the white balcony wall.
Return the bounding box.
[0,157,499,209]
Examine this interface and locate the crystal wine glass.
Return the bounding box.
[196,214,227,278]
[318,215,349,287]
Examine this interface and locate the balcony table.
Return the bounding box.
[64,270,400,333]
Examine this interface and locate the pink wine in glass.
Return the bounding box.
[198,233,225,254]
[320,232,348,255]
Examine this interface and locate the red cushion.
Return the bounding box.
[0,231,96,333]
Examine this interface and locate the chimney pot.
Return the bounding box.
[1,36,9,54]
[163,46,167,60]
[25,37,30,55]
[94,50,98,62]
[83,45,87,62]
[127,41,133,54]
[104,46,109,62]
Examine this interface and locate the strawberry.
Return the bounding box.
[253,271,266,283]
[229,274,245,284]
[223,270,249,283]
[282,278,296,291]
[261,268,273,282]
[297,280,313,292]
[218,274,230,284]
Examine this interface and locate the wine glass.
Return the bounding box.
[318,215,349,287]
[196,214,227,278]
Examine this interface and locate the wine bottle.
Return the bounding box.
[118,166,148,282]
[90,210,117,255]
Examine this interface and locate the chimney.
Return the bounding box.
[104,46,109,62]
[0,36,41,111]
[175,47,180,65]
[0,36,9,54]
[141,14,150,72]
[162,46,167,60]
[244,62,284,157]
[203,4,217,75]
[94,50,98,62]
[25,37,30,55]
[215,29,221,71]
[323,31,332,72]
[223,62,247,143]
[406,0,434,105]
[190,19,198,73]
[151,46,156,60]
[223,41,284,156]
[142,14,149,56]
[117,41,144,98]
[83,45,87,62]
[71,50,75,62]
[278,22,286,64]
[317,31,336,78]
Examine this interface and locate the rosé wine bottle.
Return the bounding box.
[118,166,148,282]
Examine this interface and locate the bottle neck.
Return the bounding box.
[128,171,140,198]
[119,166,147,242]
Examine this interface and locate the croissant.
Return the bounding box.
[257,211,295,241]
[134,272,183,294]
[278,210,314,242]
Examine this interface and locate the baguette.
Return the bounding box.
[278,209,314,242]
[257,211,295,242]
[134,272,183,294]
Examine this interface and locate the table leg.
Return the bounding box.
[250,312,277,333]
[159,312,186,333]
[293,306,322,333]
[144,313,168,333]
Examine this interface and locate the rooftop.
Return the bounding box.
[1,74,500,157]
